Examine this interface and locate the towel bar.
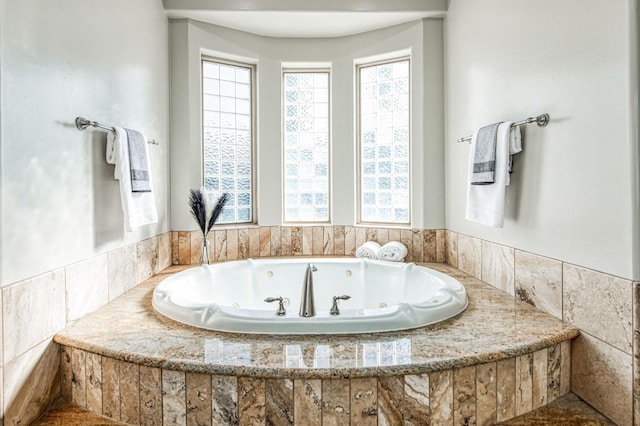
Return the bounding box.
[456,113,549,144]
[75,117,159,145]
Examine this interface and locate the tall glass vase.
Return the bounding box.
[200,235,211,265]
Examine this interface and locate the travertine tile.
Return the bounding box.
[294,379,321,426]
[430,370,453,425]
[445,230,458,267]
[136,237,159,281]
[239,377,265,425]
[108,244,136,300]
[302,227,313,255]
[120,361,140,424]
[457,234,481,279]
[140,365,162,426]
[213,230,227,262]
[177,231,191,264]
[61,346,73,401]
[162,369,187,425]
[213,375,238,426]
[291,227,303,256]
[560,340,570,396]
[377,376,403,425]
[546,344,561,403]
[3,340,60,426]
[158,232,172,270]
[281,227,292,256]
[265,379,293,426]
[259,227,271,257]
[270,226,282,256]
[376,228,389,245]
[355,227,367,250]
[333,226,345,255]
[238,228,250,259]
[71,348,87,407]
[350,378,377,426]
[497,358,516,422]
[65,255,109,323]
[3,269,65,362]
[404,373,430,426]
[436,229,446,263]
[481,241,515,296]
[191,231,204,265]
[387,228,401,247]
[249,228,260,258]
[423,229,436,263]
[186,372,212,426]
[400,229,413,262]
[412,229,425,262]
[322,379,349,425]
[514,251,562,319]
[344,226,356,256]
[172,232,180,265]
[312,226,324,255]
[515,353,533,416]
[453,366,477,425]
[563,263,632,353]
[571,333,632,426]
[366,228,378,243]
[476,362,497,426]
[323,226,334,255]
[532,349,547,410]
[102,357,120,420]
[227,229,239,261]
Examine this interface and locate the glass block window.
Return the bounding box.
[202,58,254,224]
[357,58,410,224]
[283,71,330,222]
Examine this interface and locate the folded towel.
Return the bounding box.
[355,241,381,259]
[377,241,407,262]
[465,122,514,228]
[471,122,502,185]
[125,128,151,192]
[107,126,158,231]
[506,125,522,186]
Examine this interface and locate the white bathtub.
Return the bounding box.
[152,258,468,334]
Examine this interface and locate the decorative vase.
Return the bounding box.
[201,236,211,265]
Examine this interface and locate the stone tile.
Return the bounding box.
[571,333,632,426]
[532,349,547,410]
[294,379,321,426]
[333,226,345,256]
[344,226,356,256]
[158,232,172,270]
[213,375,238,426]
[186,372,212,426]
[350,378,377,425]
[312,226,324,255]
[191,231,204,265]
[102,357,120,420]
[213,230,227,262]
[71,348,86,407]
[172,232,180,265]
[412,229,425,262]
[453,366,477,425]
[563,263,633,354]
[366,228,378,243]
[120,361,140,424]
[238,377,265,425]
[546,344,561,404]
[388,228,401,247]
[560,340,571,396]
[400,229,413,262]
[445,230,458,267]
[436,229,446,263]
[404,373,430,426]
[265,378,293,426]
[476,362,497,426]
[3,269,65,362]
[177,231,191,265]
[259,227,271,257]
[355,227,367,250]
[238,228,250,259]
[281,227,292,256]
[227,229,239,261]
[377,376,403,425]
[291,227,303,256]
[458,234,481,279]
[140,365,162,426]
[270,226,282,256]
[136,237,159,281]
[302,227,313,255]
[322,379,349,425]
[32,399,123,426]
[61,346,73,401]
[249,228,260,258]
[423,229,436,263]
[497,358,516,422]
[86,352,102,416]
[3,340,60,426]
[162,369,187,425]
[515,353,533,416]
[377,228,390,245]
[430,370,453,425]
[482,241,515,296]
[107,244,136,300]
[323,226,334,255]
[65,255,109,323]
[514,251,562,319]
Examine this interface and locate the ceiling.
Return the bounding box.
[163,0,448,38]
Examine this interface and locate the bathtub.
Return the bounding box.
[152,258,468,334]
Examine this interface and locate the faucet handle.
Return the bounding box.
[264,297,286,316]
[330,295,351,316]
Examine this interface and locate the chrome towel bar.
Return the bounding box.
[75,117,159,145]
[457,113,550,144]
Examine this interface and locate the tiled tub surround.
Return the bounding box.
[1,232,172,425]
[54,263,577,425]
[446,231,637,426]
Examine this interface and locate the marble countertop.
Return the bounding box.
[54,263,579,379]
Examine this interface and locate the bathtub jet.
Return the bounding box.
[152,258,468,335]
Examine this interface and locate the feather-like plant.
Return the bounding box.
[188,189,208,234]
[207,193,228,234]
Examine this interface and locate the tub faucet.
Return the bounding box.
[299,263,317,317]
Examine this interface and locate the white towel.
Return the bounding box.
[465,122,514,228]
[355,241,381,259]
[377,241,407,262]
[106,126,158,231]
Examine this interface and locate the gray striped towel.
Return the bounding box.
[471,122,502,185]
[125,128,151,193]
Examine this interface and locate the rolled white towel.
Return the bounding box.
[355,241,381,259]
[377,241,408,262]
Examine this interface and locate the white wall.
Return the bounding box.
[0,0,170,285]
[169,18,445,231]
[445,0,638,280]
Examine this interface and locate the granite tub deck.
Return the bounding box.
[54,263,580,425]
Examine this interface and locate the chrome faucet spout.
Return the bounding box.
[299,263,317,317]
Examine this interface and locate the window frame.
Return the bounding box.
[355,55,412,226]
[201,55,258,225]
[281,67,332,224]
